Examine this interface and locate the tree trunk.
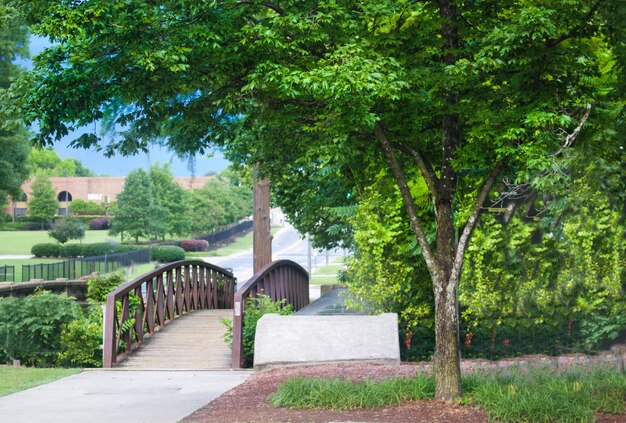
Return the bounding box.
[433,272,462,400]
[253,165,272,273]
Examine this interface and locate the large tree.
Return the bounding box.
[109,169,151,243]
[9,0,626,399]
[28,175,58,227]
[0,3,30,203]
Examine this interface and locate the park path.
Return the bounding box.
[0,369,251,423]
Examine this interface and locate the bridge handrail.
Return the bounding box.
[103,260,235,368]
[232,259,309,368]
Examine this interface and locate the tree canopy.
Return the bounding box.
[0,3,30,202]
[8,0,626,399]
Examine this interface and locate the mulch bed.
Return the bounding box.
[181,356,626,423]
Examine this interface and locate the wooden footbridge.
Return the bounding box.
[103,260,309,369]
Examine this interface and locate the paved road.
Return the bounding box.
[206,224,348,283]
[0,370,251,423]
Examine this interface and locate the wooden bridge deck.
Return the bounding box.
[117,309,234,370]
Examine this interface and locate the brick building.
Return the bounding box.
[6,176,211,219]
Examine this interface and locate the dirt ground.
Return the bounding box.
[181,356,626,423]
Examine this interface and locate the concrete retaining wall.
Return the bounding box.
[0,279,89,304]
[254,313,400,370]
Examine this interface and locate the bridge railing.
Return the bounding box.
[232,259,309,368]
[103,260,235,368]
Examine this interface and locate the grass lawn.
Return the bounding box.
[310,259,346,285]
[0,230,121,255]
[187,226,282,258]
[0,366,81,397]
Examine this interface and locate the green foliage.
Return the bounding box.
[188,177,252,236]
[87,272,125,303]
[241,294,294,362]
[150,245,185,263]
[28,176,58,225]
[270,375,435,410]
[58,243,82,258]
[110,165,192,241]
[57,306,102,368]
[80,242,117,257]
[0,3,30,201]
[29,147,94,177]
[109,169,151,242]
[0,291,82,366]
[69,199,106,215]
[48,216,85,244]
[460,182,625,356]
[31,242,60,257]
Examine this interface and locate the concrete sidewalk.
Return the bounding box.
[0,369,251,423]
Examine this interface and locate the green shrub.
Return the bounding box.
[150,245,185,262]
[87,272,125,303]
[81,242,117,257]
[59,243,82,258]
[0,291,82,366]
[221,293,294,365]
[31,243,61,257]
[57,307,102,368]
[48,216,85,244]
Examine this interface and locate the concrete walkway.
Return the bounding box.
[0,369,251,423]
[296,288,369,316]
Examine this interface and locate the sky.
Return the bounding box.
[20,36,231,177]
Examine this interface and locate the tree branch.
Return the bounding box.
[396,144,440,204]
[546,1,605,48]
[555,103,592,156]
[375,123,438,275]
[449,160,504,284]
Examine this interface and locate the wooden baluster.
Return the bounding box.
[120,295,131,352]
[166,270,175,320]
[156,273,165,327]
[145,278,155,334]
[134,286,145,344]
[192,265,199,310]
[184,265,192,312]
[175,267,183,316]
[199,267,206,309]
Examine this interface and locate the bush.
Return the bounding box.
[87,272,125,303]
[31,243,61,257]
[89,217,111,230]
[57,307,103,368]
[59,243,82,258]
[48,217,85,244]
[222,293,294,365]
[1,213,12,222]
[0,222,39,231]
[0,291,83,366]
[180,239,209,252]
[68,199,107,215]
[151,245,185,262]
[81,242,117,257]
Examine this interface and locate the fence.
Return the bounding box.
[197,220,253,244]
[21,249,152,282]
[0,265,15,282]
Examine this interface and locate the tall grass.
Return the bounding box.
[270,367,626,422]
[270,375,435,409]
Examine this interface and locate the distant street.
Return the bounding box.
[204,224,348,283]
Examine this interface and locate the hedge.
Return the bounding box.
[151,245,185,262]
[59,243,82,258]
[179,239,209,252]
[31,243,61,258]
